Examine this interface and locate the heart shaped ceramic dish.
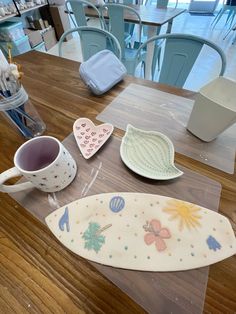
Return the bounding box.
[73,118,114,159]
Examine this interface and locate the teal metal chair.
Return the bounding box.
[58,26,122,61]
[133,34,226,88]
[65,0,104,28]
[212,0,236,29]
[100,3,146,74]
[106,0,136,39]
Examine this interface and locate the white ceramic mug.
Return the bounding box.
[0,136,77,193]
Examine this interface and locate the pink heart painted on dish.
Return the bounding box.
[73,118,114,159]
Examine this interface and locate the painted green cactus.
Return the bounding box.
[82,222,112,253]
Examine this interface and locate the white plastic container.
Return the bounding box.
[187,77,236,142]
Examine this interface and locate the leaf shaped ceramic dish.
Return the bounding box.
[45,193,236,272]
[120,125,183,180]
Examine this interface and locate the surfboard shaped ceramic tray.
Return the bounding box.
[45,193,236,272]
[120,124,183,180]
[73,118,114,159]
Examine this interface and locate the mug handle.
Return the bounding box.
[0,167,34,193]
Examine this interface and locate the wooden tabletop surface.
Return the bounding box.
[84,5,186,26]
[0,51,235,313]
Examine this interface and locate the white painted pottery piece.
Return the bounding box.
[120,124,183,180]
[187,77,236,142]
[45,193,236,272]
[73,118,114,159]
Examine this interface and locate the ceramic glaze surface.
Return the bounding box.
[73,118,114,159]
[45,193,236,272]
[120,125,183,180]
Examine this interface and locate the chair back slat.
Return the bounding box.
[58,26,122,61]
[159,38,203,87]
[66,0,104,28]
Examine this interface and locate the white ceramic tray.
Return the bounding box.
[45,193,236,272]
[120,125,183,180]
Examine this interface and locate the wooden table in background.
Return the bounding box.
[0,51,235,313]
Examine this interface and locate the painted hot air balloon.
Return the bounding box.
[109,196,125,213]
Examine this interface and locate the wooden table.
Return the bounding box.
[85,4,186,79]
[85,5,185,28]
[0,51,235,313]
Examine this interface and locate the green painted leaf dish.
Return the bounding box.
[120,125,183,180]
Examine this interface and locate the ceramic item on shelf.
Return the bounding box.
[73,118,114,159]
[187,77,236,142]
[120,124,183,180]
[0,136,77,193]
[0,7,5,16]
[45,192,236,272]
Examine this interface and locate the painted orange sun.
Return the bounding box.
[163,199,202,231]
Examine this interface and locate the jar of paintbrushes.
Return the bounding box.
[0,48,46,138]
[0,85,46,138]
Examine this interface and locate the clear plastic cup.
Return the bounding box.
[0,86,46,139]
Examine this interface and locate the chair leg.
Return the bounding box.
[226,11,236,29]
[232,31,236,44]
[212,8,226,28]
[211,8,222,26]
[151,45,162,80]
[223,22,236,40]
[142,61,146,78]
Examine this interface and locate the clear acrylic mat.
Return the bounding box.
[10,133,222,314]
[97,83,236,174]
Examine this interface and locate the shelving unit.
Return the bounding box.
[0,3,48,24]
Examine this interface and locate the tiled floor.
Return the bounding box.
[47,10,236,91]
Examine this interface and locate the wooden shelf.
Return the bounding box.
[0,4,47,24]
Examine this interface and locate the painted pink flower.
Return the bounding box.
[143,219,171,252]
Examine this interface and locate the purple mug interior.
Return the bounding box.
[15,137,60,172]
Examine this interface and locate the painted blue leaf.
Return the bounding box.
[58,207,70,232]
[206,235,221,251]
[109,196,125,213]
